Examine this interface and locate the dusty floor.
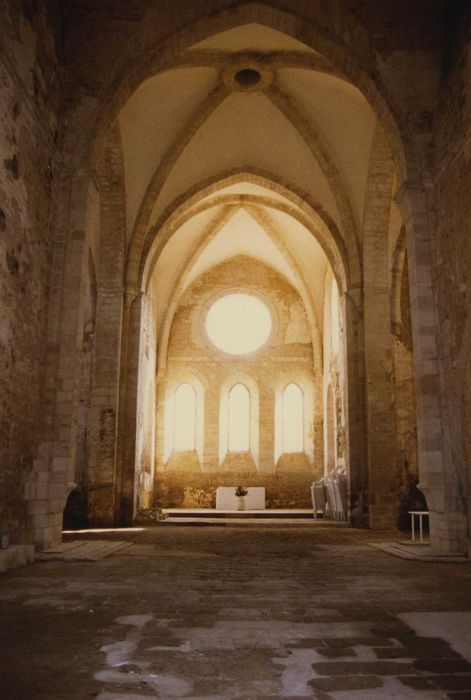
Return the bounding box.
[1,524,471,699]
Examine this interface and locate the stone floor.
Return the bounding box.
[1,524,471,699]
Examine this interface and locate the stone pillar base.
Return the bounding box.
[26,467,71,551]
[33,517,63,551]
[428,510,468,553]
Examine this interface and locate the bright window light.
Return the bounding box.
[206,293,272,355]
[174,383,196,450]
[282,383,304,452]
[228,383,250,451]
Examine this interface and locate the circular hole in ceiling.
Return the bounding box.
[205,293,272,355]
[234,68,262,88]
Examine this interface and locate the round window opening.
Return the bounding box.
[235,68,262,88]
[205,293,272,355]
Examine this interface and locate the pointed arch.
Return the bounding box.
[219,374,260,468]
[139,169,349,295]
[65,2,415,191]
[282,383,304,454]
[39,1,451,551]
[174,383,197,452]
[152,182,330,376]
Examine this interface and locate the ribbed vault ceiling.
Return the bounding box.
[116,22,379,344]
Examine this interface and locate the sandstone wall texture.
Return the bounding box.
[435,4,471,551]
[391,254,420,528]
[154,257,317,509]
[85,127,126,527]
[0,2,62,541]
[1,0,470,553]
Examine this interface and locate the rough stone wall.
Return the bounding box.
[392,255,419,528]
[362,123,398,530]
[63,251,96,528]
[54,0,449,543]
[87,126,126,527]
[1,0,465,549]
[154,256,318,509]
[434,4,471,551]
[0,1,62,541]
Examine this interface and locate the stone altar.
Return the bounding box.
[216,487,266,510]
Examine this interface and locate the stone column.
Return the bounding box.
[115,291,145,525]
[397,183,467,552]
[29,173,94,548]
[362,125,397,529]
[344,288,368,527]
[203,380,220,472]
[258,383,275,474]
[313,373,324,479]
[88,167,126,524]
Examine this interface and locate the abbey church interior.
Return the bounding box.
[1,2,471,698]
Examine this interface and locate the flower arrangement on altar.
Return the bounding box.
[234,486,248,497]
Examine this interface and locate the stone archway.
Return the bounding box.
[32,0,460,551]
[116,147,361,518]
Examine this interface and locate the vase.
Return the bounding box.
[237,496,245,511]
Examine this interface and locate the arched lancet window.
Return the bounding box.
[331,279,340,354]
[174,383,196,451]
[282,383,304,453]
[228,383,250,451]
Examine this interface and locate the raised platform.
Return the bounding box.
[216,486,265,510]
[156,509,352,527]
[164,508,313,519]
[369,541,470,562]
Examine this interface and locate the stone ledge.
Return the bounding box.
[368,542,470,563]
[0,545,35,573]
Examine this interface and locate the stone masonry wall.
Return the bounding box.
[0,1,62,542]
[154,256,318,509]
[1,0,465,549]
[392,256,419,529]
[435,5,471,551]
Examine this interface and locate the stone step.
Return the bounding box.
[38,540,133,561]
[368,541,470,562]
[163,508,316,519]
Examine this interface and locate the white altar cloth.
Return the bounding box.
[215,486,265,510]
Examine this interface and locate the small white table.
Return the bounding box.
[216,487,265,510]
[408,510,429,543]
